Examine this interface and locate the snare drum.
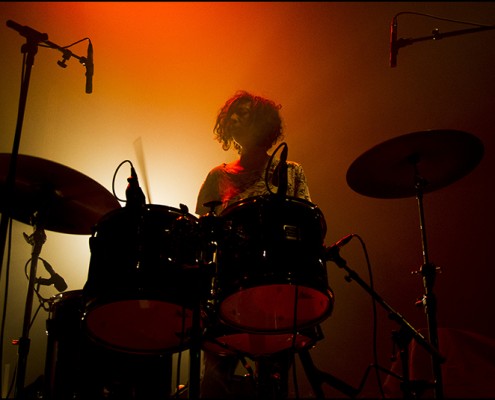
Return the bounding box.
[83,204,201,354]
[214,195,334,333]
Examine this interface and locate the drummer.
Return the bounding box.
[196,90,312,398]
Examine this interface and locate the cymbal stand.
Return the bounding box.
[15,213,47,399]
[411,164,443,399]
[326,249,445,399]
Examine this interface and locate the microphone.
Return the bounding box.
[277,143,288,197]
[6,20,48,43]
[125,165,146,208]
[37,259,68,292]
[389,16,398,68]
[325,233,355,261]
[85,40,93,94]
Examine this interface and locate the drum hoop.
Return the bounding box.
[96,203,198,227]
[220,194,327,238]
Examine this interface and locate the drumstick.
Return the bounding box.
[133,137,152,204]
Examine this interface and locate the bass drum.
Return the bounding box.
[83,204,201,354]
[215,195,334,333]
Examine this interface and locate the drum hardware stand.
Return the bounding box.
[185,202,223,399]
[14,212,47,399]
[326,248,445,400]
[410,163,444,399]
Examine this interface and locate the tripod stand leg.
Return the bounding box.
[298,348,359,399]
[297,348,327,399]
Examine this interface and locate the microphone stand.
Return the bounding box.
[327,250,445,399]
[1,22,92,398]
[1,20,88,281]
[0,24,45,399]
[0,23,44,287]
[395,24,495,54]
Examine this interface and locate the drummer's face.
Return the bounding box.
[228,100,251,130]
[228,101,264,149]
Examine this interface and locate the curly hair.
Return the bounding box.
[213,90,284,153]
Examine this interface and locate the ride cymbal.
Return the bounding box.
[346,129,484,199]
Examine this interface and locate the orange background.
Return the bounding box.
[1,2,494,398]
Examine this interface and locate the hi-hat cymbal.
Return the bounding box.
[0,154,121,234]
[346,129,484,199]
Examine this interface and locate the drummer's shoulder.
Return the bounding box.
[287,160,302,166]
[287,160,305,172]
[206,163,228,176]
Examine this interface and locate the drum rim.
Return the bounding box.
[96,203,199,225]
[219,194,327,245]
[220,194,321,216]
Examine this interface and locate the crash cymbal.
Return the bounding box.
[0,154,121,234]
[346,129,484,199]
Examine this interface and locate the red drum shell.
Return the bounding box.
[215,195,334,333]
[83,204,201,354]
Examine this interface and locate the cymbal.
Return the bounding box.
[346,129,484,199]
[0,154,121,234]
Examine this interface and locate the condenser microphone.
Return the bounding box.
[325,233,355,260]
[277,143,288,197]
[6,20,48,42]
[390,16,398,68]
[85,40,93,94]
[125,165,146,207]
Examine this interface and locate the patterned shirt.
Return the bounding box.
[195,159,311,216]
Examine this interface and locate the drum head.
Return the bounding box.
[84,300,192,354]
[219,284,333,332]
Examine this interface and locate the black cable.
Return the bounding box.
[335,234,386,398]
[6,364,17,399]
[111,159,133,202]
[354,234,385,398]
[39,36,90,49]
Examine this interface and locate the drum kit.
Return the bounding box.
[0,128,484,399]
